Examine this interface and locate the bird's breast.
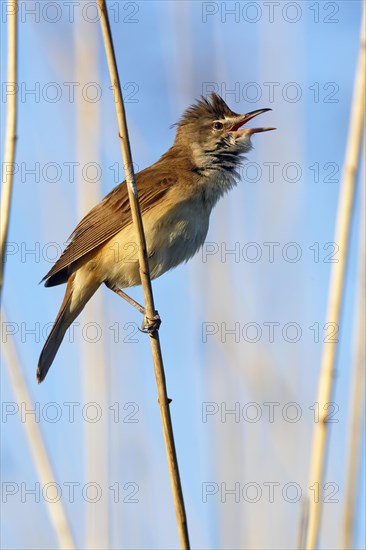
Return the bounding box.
[95,193,210,288]
[145,195,210,278]
[194,167,238,209]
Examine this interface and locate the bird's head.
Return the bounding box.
[174,93,275,170]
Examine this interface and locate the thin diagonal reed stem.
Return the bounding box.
[2,308,76,549]
[96,2,190,548]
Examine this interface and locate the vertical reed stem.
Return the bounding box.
[305,6,366,548]
[0,0,18,299]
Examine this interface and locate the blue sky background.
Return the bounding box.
[1,1,365,549]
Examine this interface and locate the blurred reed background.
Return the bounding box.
[1,1,365,549]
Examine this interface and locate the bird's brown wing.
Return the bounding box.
[42,167,175,286]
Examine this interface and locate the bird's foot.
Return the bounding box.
[140,312,161,334]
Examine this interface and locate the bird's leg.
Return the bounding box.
[105,281,145,313]
[104,282,161,334]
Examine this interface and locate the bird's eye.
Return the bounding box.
[213,121,224,130]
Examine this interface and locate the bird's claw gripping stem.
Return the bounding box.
[140,312,161,334]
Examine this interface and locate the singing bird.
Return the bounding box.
[38,93,274,382]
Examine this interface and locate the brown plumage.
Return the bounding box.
[37,93,274,382]
[42,166,178,287]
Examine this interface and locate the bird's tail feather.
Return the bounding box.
[37,274,98,383]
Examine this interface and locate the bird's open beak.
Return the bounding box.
[229,108,276,135]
